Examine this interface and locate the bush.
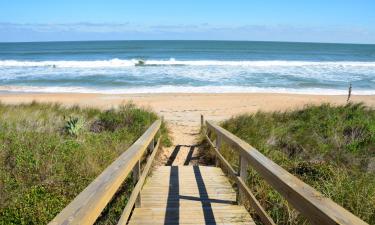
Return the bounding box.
[63,116,84,136]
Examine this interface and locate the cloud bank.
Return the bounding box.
[0,22,374,44]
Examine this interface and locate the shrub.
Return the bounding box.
[63,116,84,136]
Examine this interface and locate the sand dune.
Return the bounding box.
[1,92,374,164]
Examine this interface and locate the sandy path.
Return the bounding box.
[1,93,374,165]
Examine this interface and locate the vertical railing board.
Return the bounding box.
[132,161,141,208]
[238,156,249,205]
[215,135,221,167]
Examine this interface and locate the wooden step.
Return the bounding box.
[128,166,255,225]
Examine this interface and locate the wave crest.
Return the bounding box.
[1,58,375,68]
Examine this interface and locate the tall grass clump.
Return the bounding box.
[0,102,170,224]
[215,103,375,224]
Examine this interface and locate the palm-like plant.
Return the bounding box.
[64,116,84,136]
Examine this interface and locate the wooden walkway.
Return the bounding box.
[128,166,255,225]
[50,119,368,225]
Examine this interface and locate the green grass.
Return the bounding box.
[0,102,170,225]
[210,103,375,224]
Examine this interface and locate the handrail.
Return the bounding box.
[117,135,161,225]
[205,133,276,225]
[204,119,368,225]
[49,120,161,225]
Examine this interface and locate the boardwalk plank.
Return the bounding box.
[128,166,255,225]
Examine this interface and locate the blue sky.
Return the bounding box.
[0,0,374,43]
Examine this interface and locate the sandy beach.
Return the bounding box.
[1,93,374,123]
[1,92,375,164]
[1,93,374,132]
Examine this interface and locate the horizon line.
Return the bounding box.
[1,39,374,45]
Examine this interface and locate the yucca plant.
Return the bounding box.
[64,116,84,136]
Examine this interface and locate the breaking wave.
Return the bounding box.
[1,58,375,68]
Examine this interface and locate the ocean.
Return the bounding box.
[0,40,375,94]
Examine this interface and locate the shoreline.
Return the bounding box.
[1,87,374,96]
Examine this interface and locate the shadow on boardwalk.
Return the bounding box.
[165,145,201,166]
[163,166,236,224]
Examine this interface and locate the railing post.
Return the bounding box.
[238,155,249,205]
[200,114,204,128]
[148,137,155,154]
[215,135,221,167]
[132,160,141,208]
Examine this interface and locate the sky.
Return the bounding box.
[0,0,374,43]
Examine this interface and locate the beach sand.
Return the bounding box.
[1,93,374,164]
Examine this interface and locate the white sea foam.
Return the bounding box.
[1,59,375,68]
[1,58,374,95]
[0,85,374,95]
[0,59,136,68]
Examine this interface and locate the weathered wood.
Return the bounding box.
[215,136,221,167]
[128,205,253,224]
[49,120,161,225]
[132,160,141,207]
[148,137,155,153]
[128,166,255,225]
[117,137,161,225]
[206,134,276,225]
[206,120,368,225]
[200,114,204,128]
[238,156,248,205]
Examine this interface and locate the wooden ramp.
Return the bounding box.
[128,166,255,225]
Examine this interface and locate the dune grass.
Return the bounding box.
[0,102,170,225]
[209,103,375,224]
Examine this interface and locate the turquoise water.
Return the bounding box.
[0,40,375,94]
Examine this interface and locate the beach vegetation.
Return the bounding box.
[204,103,375,224]
[0,102,170,224]
[63,116,84,136]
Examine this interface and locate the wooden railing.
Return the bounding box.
[49,120,162,225]
[203,118,368,225]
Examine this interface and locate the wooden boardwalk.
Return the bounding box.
[128,166,255,225]
[50,119,368,225]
